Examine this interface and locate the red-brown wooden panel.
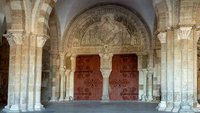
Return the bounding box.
[109,54,139,100]
[74,55,103,100]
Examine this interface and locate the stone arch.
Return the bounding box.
[35,0,57,35]
[63,4,151,55]
[6,0,25,30]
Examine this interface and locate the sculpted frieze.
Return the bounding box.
[64,5,150,54]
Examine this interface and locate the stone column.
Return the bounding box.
[3,30,24,112]
[59,53,66,101]
[20,34,29,112]
[142,69,147,101]
[65,69,71,101]
[34,35,49,111]
[146,65,153,101]
[50,54,58,102]
[157,32,167,111]
[101,69,111,101]
[27,34,37,111]
[178,27,195,113]
[165,29,174,112]
[137,55,145,101]
[68,55,76,100]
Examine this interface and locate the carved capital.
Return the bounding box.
[59,53,65,59]
[157,32,166,43]
[36,34,49,47]
[100,69,112,78]
[178,27,192,40]
[3,30,24,45]
[60,66,66,71]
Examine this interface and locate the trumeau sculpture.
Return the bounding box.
[64,5,150,55]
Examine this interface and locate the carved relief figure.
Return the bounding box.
[81,14,131,46]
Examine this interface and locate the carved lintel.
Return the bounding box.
[178,27,192,40]
[36,34,49,47]
[157,32,166,43]
[3,30,24,46]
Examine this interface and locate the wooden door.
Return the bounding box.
[109,54,139,100]
[74,55,103,100]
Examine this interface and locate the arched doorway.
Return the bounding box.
[0,36,9,105]
[62,4,151,101]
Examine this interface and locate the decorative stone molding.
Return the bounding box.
[178,27,192,40]
[36,34,49,47]
[157,32,166,43]
[3,30,24,45]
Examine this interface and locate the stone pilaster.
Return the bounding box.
[3,30,24,112]
[65,69,71,101]
[34,34,49,111]
[165,29,174,112]
[59,53,66,101]
[137,55,146,101]
[157,32,167,111]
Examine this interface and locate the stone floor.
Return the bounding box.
[1,101,200,113]
[0,101,168,113]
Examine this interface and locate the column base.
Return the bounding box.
[157,101,166,111]
[65,96,70,101]
[59,98,64,102]
[34,103,45,111]
[101,95,109,102]
[147,95,153,102]
[165,103,173,112]
[179,103,194,113]
[2,104,20,113]
[20,104,27,112]
[50,97,58,102]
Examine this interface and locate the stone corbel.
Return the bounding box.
[3,29,24,46]
[178,27,192,40]
[36,34,49,47]
[157,32,166,44]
